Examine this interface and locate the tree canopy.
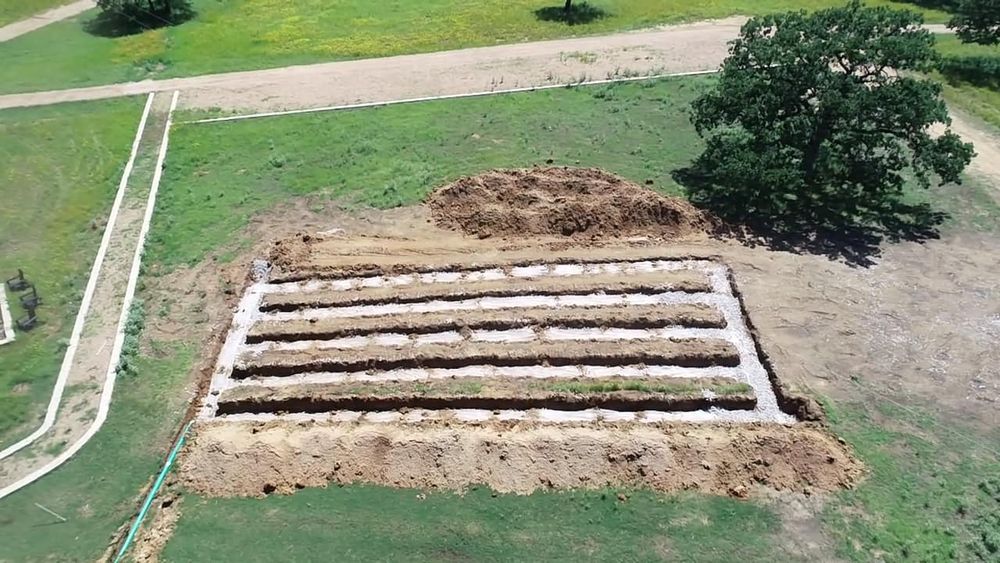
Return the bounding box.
[91,0,192,36]
[684,1,974,241]
[949,0,1000,45]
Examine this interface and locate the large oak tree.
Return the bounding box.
[686,1,973,234]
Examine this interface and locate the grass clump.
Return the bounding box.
[116,299,145,378]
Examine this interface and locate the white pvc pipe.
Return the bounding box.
[0,91,180,501]
[0,92,155,462]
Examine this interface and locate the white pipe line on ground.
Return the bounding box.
[0,286,15,346]
[216,405,790,425]
[263,259,711,295]
[182,69,722,125]
[0,91,180,502]
[200,282,267,418]
[0,93,156,463]
[703,266,791,422]
[224,365,747,390]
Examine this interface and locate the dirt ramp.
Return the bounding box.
[427,167,716,239]
[180,421,862,498]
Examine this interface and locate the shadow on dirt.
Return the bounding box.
[534,2,610,25]
[672,166,947,268]
[84,0,194,38]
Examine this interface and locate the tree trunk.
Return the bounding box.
[565,0,573,12]
[801,123,828,188]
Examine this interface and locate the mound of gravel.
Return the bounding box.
[427,167,716,239]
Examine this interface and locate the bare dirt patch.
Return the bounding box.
[180,420,862,497]
[129,492,183,563]
[427,167,717,239]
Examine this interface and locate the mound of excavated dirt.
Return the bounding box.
[179,421,864,498]
[427,167,716,239]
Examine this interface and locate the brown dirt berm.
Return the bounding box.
[246,303,727,343]
[427,167,717,239]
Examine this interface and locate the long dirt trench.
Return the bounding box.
[0,93,174,493]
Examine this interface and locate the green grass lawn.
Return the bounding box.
[0,98,143,445]
[934,35,1000,130]
[824,399,1000,561]
[163,488,781,562]
[1,77,997,562]
[0,0,73,27]
[0,0,950,95]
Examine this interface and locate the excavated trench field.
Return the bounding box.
[181,243,861,497]
[179,165,860,498]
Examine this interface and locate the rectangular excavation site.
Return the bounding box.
[202,257,794,423]
[182,251,860,497]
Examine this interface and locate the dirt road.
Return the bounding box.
[946,111,1000,197]
[0,0,95,43]
[1,19,991,184]
[0,18,745,110]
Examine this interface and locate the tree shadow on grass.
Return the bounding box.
[84,1,195,38]
[672,166,947,268]
[534,2,610,26]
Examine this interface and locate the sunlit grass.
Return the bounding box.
[0,98,143,443]
[0,0,950,94]
[0,0,73,26]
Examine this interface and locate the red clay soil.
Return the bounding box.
[427,167,717,239]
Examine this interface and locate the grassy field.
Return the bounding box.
[155,78,710,267]
[0,0,949,95]
[0,98,142,444]
[164,488,781,561]
[1,77,997,562]
[0,0,72,27]
[935,35,1000,130]
[824,400,1000,561]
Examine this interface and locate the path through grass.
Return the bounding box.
[0,0,73,27]
[0,0,949,95]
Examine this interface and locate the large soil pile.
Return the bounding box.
[427,167,715,239]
